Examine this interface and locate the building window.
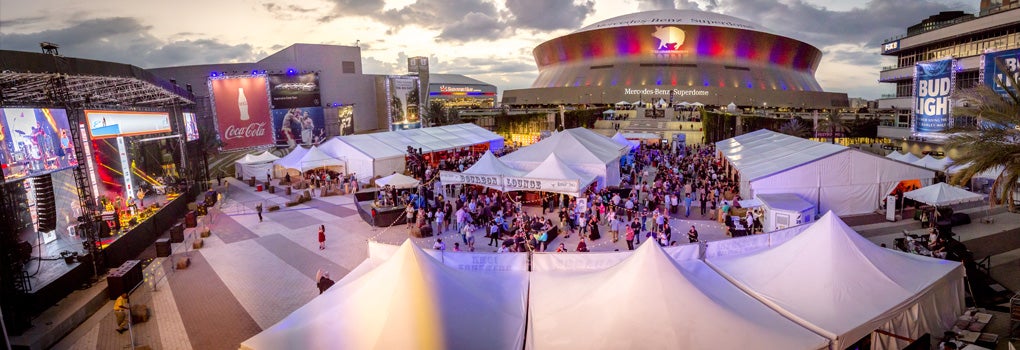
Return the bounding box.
[342,61,356,74]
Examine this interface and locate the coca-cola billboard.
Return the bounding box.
[210,77,273,150]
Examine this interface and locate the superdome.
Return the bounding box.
[503,9,848,109]
[574,9,776,36]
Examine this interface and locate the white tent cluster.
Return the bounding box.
[440,128,629,197]
[243,212,964,350]
[717,129,936,215]
[272,145,346,176]
[272,124,503,182]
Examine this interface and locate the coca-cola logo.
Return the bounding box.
[223,123,267,140]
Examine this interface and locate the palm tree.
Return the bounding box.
[945,59,1020,212]
[817,109,850,144]
[778,118,811,138]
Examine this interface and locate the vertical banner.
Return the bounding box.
[913,59,955,134]
[268,73,321,109]
[981,48,1020,96]
[272,107,325,147]
[210,77,273,151]
[387,76,421,131]
[183,112,199,142]
[116,136,135,199]
[338,105,355,136]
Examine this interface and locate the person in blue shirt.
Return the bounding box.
[684,193,693,218]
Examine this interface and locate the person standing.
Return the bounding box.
[684,193,693,218]
[114,293,130,334]
[625,226,636,250]
[699,190,708,216]
[317,225,326,250]
[630,217,642,245]
[255,202,263,222]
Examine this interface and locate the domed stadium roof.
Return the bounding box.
[575,9,777,36]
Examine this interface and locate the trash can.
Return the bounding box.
[257,184,263,192]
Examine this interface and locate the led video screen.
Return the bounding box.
[0,108,80,183]
[85,110,172,140]
[183,112,199,141]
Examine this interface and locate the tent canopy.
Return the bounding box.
[274,145,345,172]
[237,150,280,164]
[614,101,630,105]
[528,241,830,350]
[913,155,951,172]
[611,132,639,150]
[707,212,964,349]
[758,193,815,212]
[903,182,984,207]
[500,128,626,167]
[325,123,504,161]
[899,152,920,163]
[946,162,1006,180]
[463,150,526,176]
[523,153,595,192]
[241,240,528,350]
[716,129,846,181]
[375,173,421,189]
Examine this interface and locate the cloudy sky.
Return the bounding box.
[1,0,972,99]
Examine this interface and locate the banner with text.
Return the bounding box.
[913,59,955,134]
[439,171,502,190]
[268,73,321,109]
[982,48,1020,97]
[502,176,581,195]
[210,77,273,151]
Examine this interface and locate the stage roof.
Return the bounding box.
[0,50,194,107]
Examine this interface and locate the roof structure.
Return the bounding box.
[0,50,194,107]
[325,123,504,160]
[715,129,846,181]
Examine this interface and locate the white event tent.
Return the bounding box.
[240,241,528,350]
[611,132,639,150]
[707,212,965,350]
[500,128,628,188]
[903,182,984,207]
[318,123,505,183]
[913,155,952,172]
[374,173,420,189]
[464,151,525,177]
[520,154,596,197]
[273,145,345,176]
[716,129,935,215]
[527,242,830,350]
[234,151,280,179]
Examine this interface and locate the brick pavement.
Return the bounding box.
[168,252,262,350]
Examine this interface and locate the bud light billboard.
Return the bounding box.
[210,77,273,151]
[913,59,955,134]
[982,48,1020,97]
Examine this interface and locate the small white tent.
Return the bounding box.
[241,241,528,350]
[528,242,830,350]
[375,173,420,189]
[463,151,525,176]
[885,151,905,160]
[234,151,280,179]
[274,145,345,176]
[520,154,595,197]
[707,212,965,350]
[611,132,639,151]
[500,128,627,188]
[903,182,984,207]
[899,152,920,163]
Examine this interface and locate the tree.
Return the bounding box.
[427,101,448,126]
[818,109,850,144]
[945,59,1020,212]
[778,118,811,138]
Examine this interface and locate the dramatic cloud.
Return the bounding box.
[438,12,509,42]
[316,0,386,22]
[0,17,262,68]
[504,0,596,31]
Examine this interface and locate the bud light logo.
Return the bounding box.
[913,59,954,133]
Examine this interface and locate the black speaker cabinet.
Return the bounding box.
[155,238,171,257]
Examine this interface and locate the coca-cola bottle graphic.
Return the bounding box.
[238,87,250,121]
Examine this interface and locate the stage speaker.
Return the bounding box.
[34,175,56,232]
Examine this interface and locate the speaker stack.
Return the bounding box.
[34,174,57,232]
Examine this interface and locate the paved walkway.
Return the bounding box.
[48,176,1020,350]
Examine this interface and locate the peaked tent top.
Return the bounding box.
[238,150,280,164]
[241,240,528,350]
[912,155,951,171]
[524,153,596,189]
[528,240,830,349]
[903,182,984,207]
[463,150,526,176]
[375,173,421,189]
[707,212,962,342]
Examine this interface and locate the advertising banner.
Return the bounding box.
[210,77,273,151]
[338,105,354,136]
[982,48,1020,96]
[439,171,502,189]
[913,59,955,134]
[1,108,79,183]
[272,107,325,147]
[387,76,421,131]
[268,73,321,109]
[84,110,171,139]
[183,112,199,142]
[503,176,581,195]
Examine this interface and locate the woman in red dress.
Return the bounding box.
[318,225,326,250]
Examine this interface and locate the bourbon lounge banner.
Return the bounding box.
[913,59,955,134]
[439,171,502,190]
[502,176,581,195]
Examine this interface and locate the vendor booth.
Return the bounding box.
[500,128,627,188]
[374,173,420,189]
[756,193,816,232]
[234,151,280,179]
[273,145,345,177]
